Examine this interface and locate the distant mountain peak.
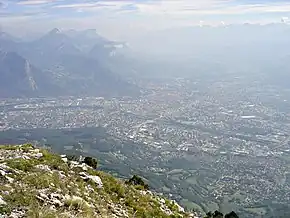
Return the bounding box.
[48,28,61,35]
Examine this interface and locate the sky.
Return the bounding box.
[0,0,290,40]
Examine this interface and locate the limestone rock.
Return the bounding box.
[79,172,103,188]
[0,195,6,205]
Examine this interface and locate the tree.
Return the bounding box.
[126,175,149,190]
[83,156,98,169]
[213,211,224,218]
[205,212,213,218]
[205,211,239,218]
[225,211,239,218]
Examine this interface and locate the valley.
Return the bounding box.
[1,76,290,217]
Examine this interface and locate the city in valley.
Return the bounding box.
[2,1,290,217]
[1,76,290,217]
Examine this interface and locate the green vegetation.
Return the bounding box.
[126,175,150,190]
[83,156,98,169]
[0,128,282,217]
[0,144,192,218]
[6,158,35,172]
[205,211,239,218]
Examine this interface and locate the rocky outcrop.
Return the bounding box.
[79,171,103,189]
[0,144,199,218]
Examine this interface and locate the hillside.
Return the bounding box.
[0,29,139,98]
[0,50,38,97]
[0,144,197,218]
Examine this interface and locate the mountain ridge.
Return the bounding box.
[0,50,38,97]
[0,29,139,98]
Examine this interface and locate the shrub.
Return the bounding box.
[64,196,90,211]
[0,205,11,215]
[225,211,239,218]
[83,157,98,169]
[205,211,239,218]
[6,159,35,172]
[126,175,149,190]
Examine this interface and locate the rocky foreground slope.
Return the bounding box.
[0,144,198,218]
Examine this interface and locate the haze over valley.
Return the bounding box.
[1,0,290,217]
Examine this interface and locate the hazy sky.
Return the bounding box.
[0,0,290,40]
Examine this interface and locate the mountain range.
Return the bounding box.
[0,28,138,98]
